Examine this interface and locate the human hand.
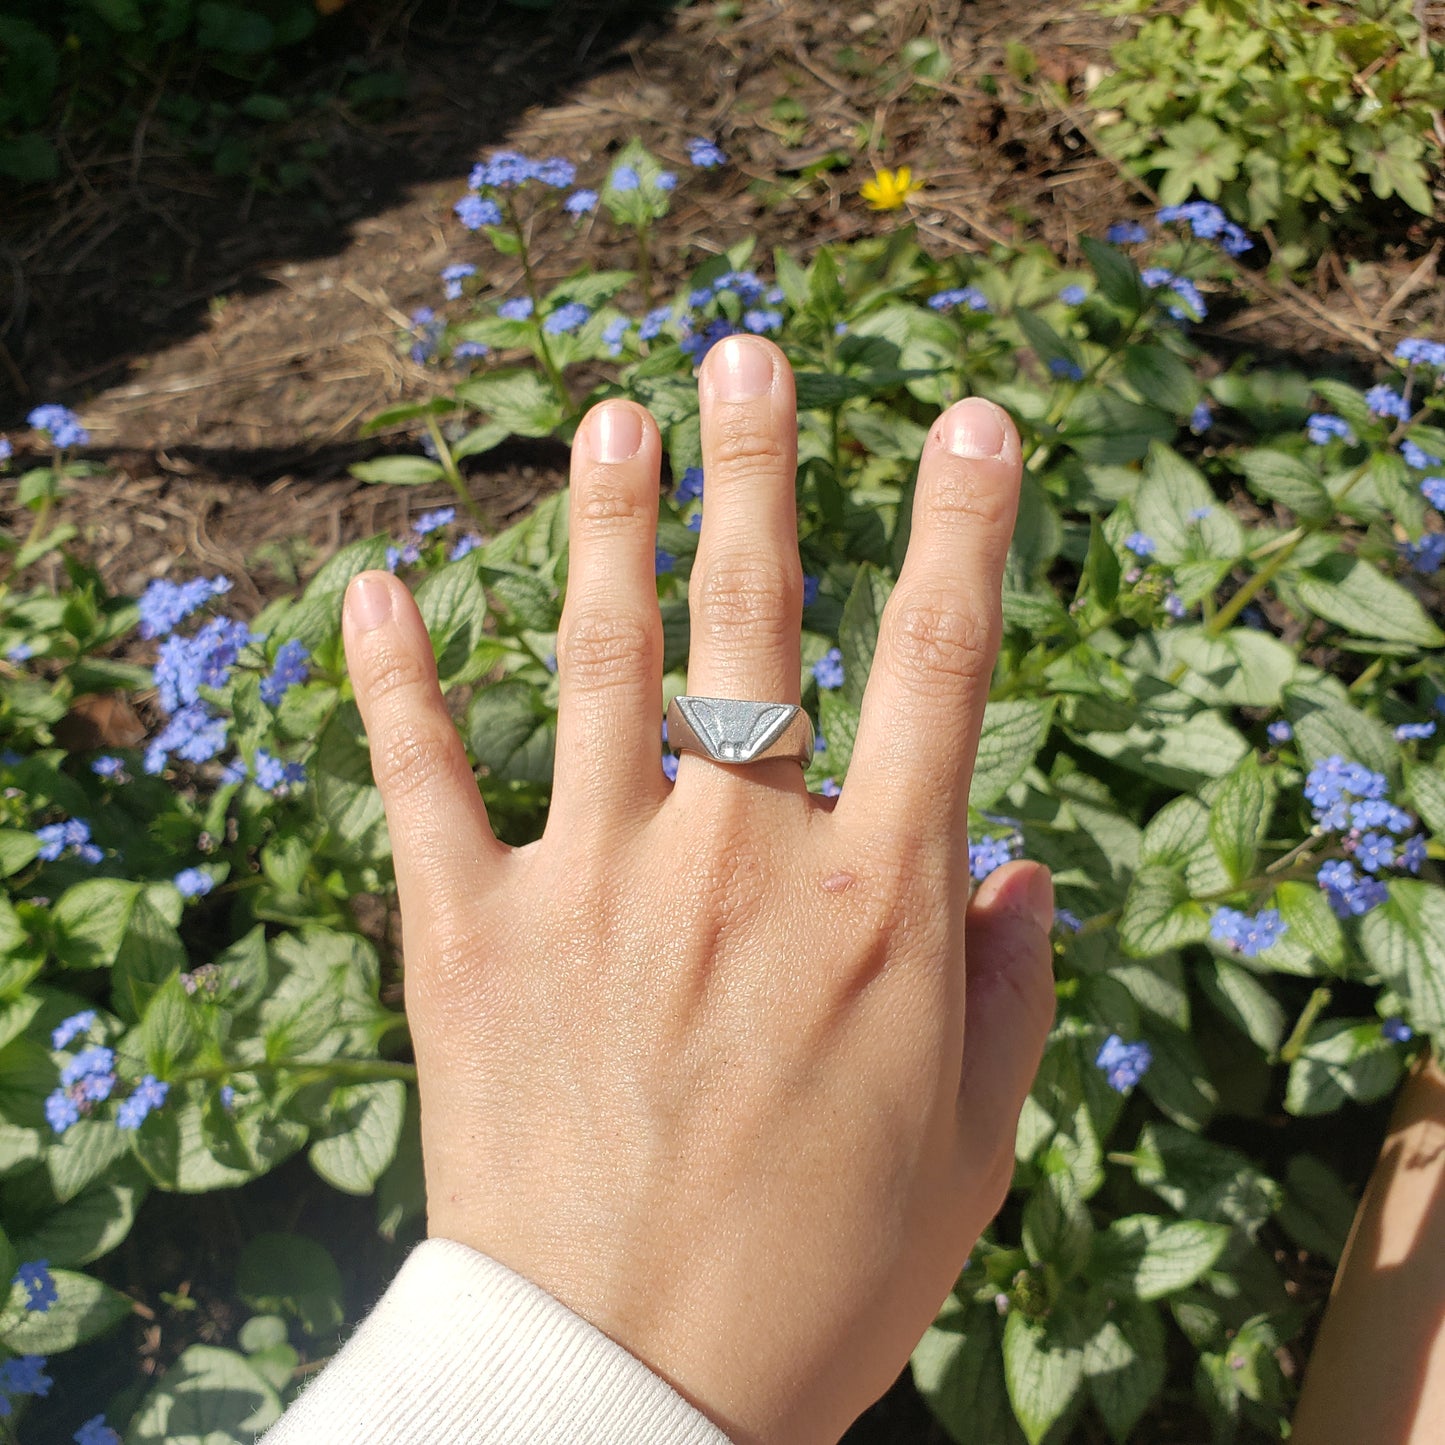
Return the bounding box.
[340,335,1055,1445]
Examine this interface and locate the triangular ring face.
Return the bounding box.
[675,697,796,762]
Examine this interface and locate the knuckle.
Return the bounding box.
[925,467,1018,536]
[710,412,793,480]
[371,718,461,800]
[885,593,999,694]
[693,554,799,639]
[363,637,433,707]
[574,473,654,533]
[558,608,656,687]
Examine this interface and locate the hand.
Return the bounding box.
[340,335,1055,1445]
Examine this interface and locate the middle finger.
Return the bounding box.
[684,336,803,730]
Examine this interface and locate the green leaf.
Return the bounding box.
[817,688,860,775]
[1059,390,1175,464]
[1084,1301,1166,1444]
[271,535,391,654]
[348,455,448,486]
[970,700,1054,810]
[124,972,203,1076]
[14,1171,148,1266]
[0,133,59,183]
[912,1297,1023,1445]
[376,1086,425,1242]
[1276,1155,1358,1267]
[1405,758,1445,838]
[129,1344,282,1443]
[111,890,188,1022]
[1285,1018,1403,1116]
[414,559,489,683]
[1359,881,1445,1035]
[1234,448,1334,523]
[1132,1124,1281,1234]
[484,564,560,631]
[1200,958,1287,1053]
[131,1083,307,1193]
[1003,1311,1085,1445]
[1208,755,1277,884]
[1152,115,1240,200]
[455,368,565,438]
[196,2,274,53]
[1123,343,1199,416]
[600,139,674,227]
[1134,445,1243,564]
[1168,627,1299,709]
[0,830,41,878]
[314,704,390,869]
[1017,308,1078,374]
[1291,554,1444,646]
[1022,1168,1093,1280]
[1080,518,1120,613]
[50,879,141,970]
[1284,678,1397,777]
[238,1314,301,1393]
[0,1267,130,1351]
[237,1232,345,1337]
[1081,235,1145,312]
[1138,1023,1218,1132]
[467,680,555,786]
[1139,795,1209,869]
[1091,1215,1230,1301]
[308,1080,407,1194]
[1119,865,1210,957]
[1273,880,1346,975]
[46,1115,131,1203]
[837,564,894,711]
[1310,379,1373,433]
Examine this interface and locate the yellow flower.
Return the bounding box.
[860,165,923,211]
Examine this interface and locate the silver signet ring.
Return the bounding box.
[666,695,815,767]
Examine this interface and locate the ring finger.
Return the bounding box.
[682,336,803,779]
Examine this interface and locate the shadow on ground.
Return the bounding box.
[0,0,675,423]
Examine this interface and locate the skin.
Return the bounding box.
[340,335,1056,1445]
[1292,1055,1445,1445]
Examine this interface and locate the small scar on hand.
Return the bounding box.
[822,870,856,894]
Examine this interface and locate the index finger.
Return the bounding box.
[836,398,1021,844]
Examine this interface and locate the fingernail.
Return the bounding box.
[594,403,644,462]
[349,573,394,632]
[944,398,1008,459]
[713,336,775,401]
[1016,864,1055,927]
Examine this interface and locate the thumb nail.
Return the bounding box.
[349,573,394,633]
[1010,863,1054,930]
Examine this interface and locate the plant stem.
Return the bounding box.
[505,196,570,410]
[635,222,653,307]
[172,1057,417,1087]
[1280,986,1333,1064]
[424,416,487,528]
[1206,430,1393,637]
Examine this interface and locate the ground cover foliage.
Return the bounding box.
[2,133,1444,1443]
[0,0,386,188]
[1084,0,1445,264]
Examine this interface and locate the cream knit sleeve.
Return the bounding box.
[260,1238,733,1444]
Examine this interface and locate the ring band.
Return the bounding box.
[666,695,814,767]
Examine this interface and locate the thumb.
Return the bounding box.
[342,570,502,909]
[955,860,1057,1176]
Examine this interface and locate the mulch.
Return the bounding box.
[7,0,1439,609]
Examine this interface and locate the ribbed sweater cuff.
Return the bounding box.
[260,1238,733,1444]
